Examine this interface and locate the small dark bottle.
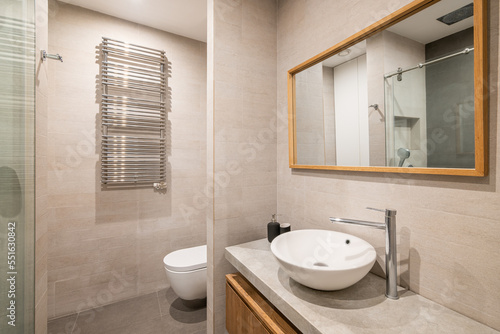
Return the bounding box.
[267,214,280,243]
[280,223,291,234]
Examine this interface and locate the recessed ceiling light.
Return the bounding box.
[338,49,351,57]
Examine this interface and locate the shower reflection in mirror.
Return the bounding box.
[293,0,477,169]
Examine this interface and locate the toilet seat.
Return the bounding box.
[163,245,207,272]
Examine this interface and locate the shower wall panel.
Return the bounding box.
[35,0,50,332]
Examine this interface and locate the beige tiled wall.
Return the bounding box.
[206,0,215,331]
[35,0,49,332]
[277,0,500,330]
[46,0,207,319]
[322,66,336,165]
[295,64,325,165]
[208,0,278,332]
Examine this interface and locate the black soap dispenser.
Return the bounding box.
[267,214,280,243]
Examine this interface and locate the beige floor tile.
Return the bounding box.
[72,292,160,333]
[48,289,207,334]
[47,314,77,334]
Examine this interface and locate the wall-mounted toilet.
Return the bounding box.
[163,245,207,306]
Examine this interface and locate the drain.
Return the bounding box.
[313,262,329,267]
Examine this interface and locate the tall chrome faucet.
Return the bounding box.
[329,208,399,300]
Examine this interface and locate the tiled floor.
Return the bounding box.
[48,289,206,334]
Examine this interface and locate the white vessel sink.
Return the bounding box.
[270,229,376,291]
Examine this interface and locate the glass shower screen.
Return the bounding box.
[0,0,36,332]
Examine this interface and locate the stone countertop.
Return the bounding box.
[225,239,498,334]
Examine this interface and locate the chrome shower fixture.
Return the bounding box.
[437,3,473,26]
[397,67,403,81]
[397,148,410,167]
[41,50,63,62]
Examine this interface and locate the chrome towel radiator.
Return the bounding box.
[100,37,167,189]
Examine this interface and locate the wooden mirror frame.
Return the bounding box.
[288,0,488,176]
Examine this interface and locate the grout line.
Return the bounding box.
[156,290,163,317]
[70,312,79,334]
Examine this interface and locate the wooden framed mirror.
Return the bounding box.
[288,0,488,176]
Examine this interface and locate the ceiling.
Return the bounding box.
[387,0,473,44]
[59,0,472,50]
[322,41,367,68]
[321,0,473,69]
[59,0,208,42]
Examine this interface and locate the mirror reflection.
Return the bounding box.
[294,0,475,169]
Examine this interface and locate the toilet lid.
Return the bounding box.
[163,245,207,272]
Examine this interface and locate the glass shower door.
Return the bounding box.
[0,0,36,332]
[384,50,475,169]
[384,68,428,168]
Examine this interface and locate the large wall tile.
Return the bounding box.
[208,0,278,332]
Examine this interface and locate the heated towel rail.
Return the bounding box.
[100,37,167,189]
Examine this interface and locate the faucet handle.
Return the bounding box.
[366,207,397,217]
[366,207,384,212]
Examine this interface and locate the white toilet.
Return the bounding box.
[163,245,207,304]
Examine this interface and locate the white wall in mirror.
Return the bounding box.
[333,55,369,166]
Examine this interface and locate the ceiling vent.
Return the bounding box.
[437,3,473,25]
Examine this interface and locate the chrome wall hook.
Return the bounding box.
[41,50,63,62]
[369,104,385,121]
[153,182,168,191]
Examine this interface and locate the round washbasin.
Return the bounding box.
[271,229,376,291]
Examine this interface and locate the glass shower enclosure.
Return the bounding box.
[384,49,475,169]
[0,0,36,332]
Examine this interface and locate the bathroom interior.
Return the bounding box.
[1,0,499,333]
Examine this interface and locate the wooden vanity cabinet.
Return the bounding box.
[225,273,301,334]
